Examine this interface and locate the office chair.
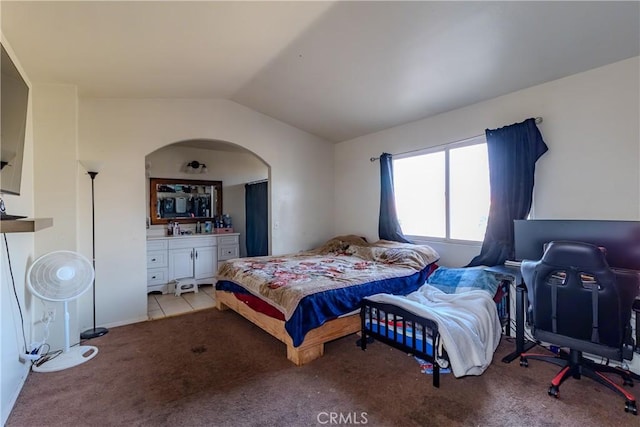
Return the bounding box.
[519,241,640,415]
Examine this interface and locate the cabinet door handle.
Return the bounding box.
[190,250,194,260]
[195,250,198,259]
[151,275,157,279]
[151,258,157,262]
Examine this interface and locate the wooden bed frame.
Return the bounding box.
[214,290,361,365]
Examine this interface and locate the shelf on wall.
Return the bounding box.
[0,218,53,233]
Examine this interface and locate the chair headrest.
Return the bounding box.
[541,241,609,270]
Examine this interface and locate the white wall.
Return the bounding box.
[146,145,269,257]
[77,98,334,332]
[334,57,640,267]
[0,38,34,426]
[31,83,81,353]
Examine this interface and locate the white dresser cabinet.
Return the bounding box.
[147,239,169,293]
[147,233,239,294]
[168,236,217,282]
[217,234,240,270]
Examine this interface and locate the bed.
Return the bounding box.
[215,235,440,365]
[360,266,509,387]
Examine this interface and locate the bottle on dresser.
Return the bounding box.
[168,221,174,236]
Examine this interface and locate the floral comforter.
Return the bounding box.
[216,235,440,321]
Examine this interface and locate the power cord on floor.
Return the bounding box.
[33,349,62,367]
[31,340,84,368]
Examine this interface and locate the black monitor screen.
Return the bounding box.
[1,44,29,195]
[514,220,640,271]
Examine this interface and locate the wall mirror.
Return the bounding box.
[150,178,222,225]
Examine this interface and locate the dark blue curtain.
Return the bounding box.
[245,181,268,257]
[468,118,548,267]
[378,153,411,243]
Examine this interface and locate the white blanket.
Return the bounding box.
[366,284,502,377]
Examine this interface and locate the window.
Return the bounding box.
[394,136,490,242]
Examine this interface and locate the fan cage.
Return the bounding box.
[27,250,95,302]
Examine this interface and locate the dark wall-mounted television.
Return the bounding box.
[1,43,29,195]
[514,220,640,271]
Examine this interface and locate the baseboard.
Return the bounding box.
[79,315,149,333]
[101,315,149,329]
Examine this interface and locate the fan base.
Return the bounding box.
[32,345,98,373]
[80,327,109,340]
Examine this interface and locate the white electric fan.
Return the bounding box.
[27,250,99,372]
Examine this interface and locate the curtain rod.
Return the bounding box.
[369,117,543,162]
[246,179,268,185]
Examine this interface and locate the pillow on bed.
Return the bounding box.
[426,266,501,296]
[313,235,370,254]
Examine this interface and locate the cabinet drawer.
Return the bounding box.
[147,250,168,268]
[218,245,239,261]
[217,235,239,246]
[168,236,216,250]
[147,268,168,285]
[147,239,168,251]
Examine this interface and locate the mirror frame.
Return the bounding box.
[149,177,222,225]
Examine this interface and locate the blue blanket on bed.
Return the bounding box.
[426,266,500,296]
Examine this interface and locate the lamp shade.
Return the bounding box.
[79,160,104,174]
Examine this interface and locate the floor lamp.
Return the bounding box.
[79,160,109,340]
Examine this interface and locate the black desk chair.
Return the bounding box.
[519,241,640,415]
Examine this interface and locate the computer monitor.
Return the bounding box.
[513,220,640,271]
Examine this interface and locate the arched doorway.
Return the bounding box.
[144,138,269,319]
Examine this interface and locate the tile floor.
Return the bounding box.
[147,284,216,320]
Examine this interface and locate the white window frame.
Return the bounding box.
[393,134,488,245]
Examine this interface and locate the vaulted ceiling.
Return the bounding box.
[2,1,639,142]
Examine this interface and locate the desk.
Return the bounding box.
[485,264,537,363]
